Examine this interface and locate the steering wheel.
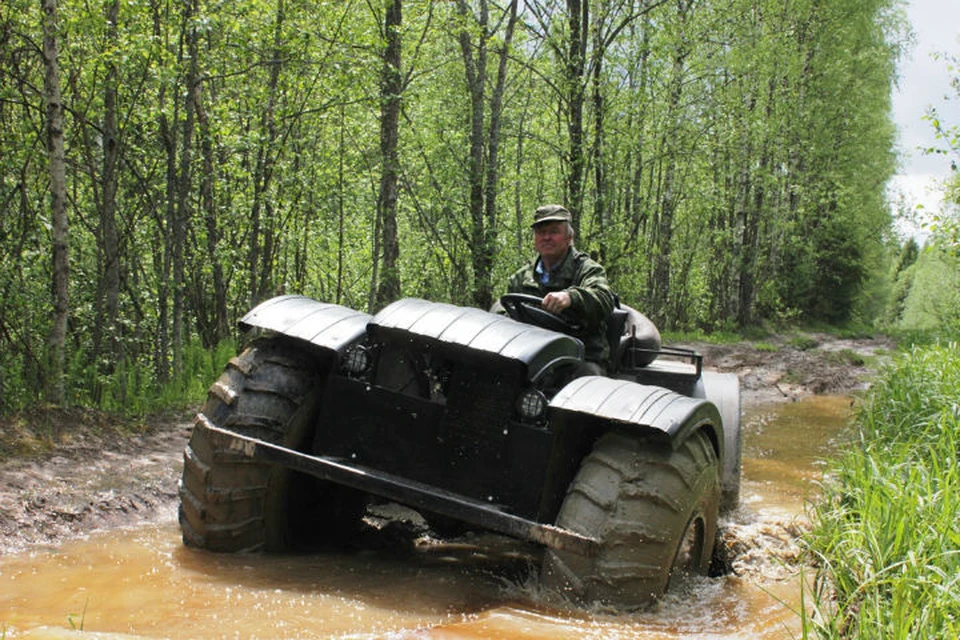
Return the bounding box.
[499,293,582,335]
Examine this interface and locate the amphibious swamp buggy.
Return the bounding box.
[179,294,742,608]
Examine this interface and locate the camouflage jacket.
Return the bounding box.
[507,248,616,364]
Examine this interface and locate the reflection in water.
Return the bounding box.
[1,396,853,639]
[742,395,854,514]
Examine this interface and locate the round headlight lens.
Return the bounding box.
[341,344,371,377]
[517,389,547,421]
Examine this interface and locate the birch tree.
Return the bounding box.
[42,0,69,406]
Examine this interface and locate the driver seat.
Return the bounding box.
[606,307,629,373]
[608,304,662,373]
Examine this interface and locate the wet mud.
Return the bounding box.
[0,334,891,637]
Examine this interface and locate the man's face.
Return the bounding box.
[534,221,572,266]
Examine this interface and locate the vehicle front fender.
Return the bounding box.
[549,376,724,458]
[239,295,372,355]
[699,370,742,511]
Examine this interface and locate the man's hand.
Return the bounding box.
[542,291,572,314]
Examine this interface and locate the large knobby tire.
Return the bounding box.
[178,337,365,552]
[542,430,720,609]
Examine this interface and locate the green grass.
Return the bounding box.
[782,319,877,341]
[753,341,779,352]
[822,348,866,367]
[0,338,237,460]
[801,342,960,638]
[660,328,744,344]
[788,334,820,351]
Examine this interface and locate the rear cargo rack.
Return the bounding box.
[623,345,703,380]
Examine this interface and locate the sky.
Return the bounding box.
[888,0,960,238]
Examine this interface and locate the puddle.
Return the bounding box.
[741,395,854,514]
[1,396,854,639]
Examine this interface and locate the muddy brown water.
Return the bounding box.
[1,395,853,639]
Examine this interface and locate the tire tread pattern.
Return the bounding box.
[178,339,323,552]
[542,429,719,608]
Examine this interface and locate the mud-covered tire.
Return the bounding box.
[542,430,720,608]
[178,337,365,552]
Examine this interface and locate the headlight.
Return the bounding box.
[340,344,371,377]
[517,389,547,422]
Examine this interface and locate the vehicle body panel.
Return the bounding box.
[210,295,740,551]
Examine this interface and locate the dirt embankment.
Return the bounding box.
[0,411,191,554]
[679,332,894,406]
[0,333,893,554]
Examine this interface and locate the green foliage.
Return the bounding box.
[795,319,877,341]
[150,339,237,412]
[803,344,960,637]
[67,597,89,632]
[3,338,235,418]
[897,246,960,339]
[0,0,908,414]
[893,237,920,276]
[890,47,960,333]
[886,259,917,325]
[857,343,960,442]
[740,323,775,341]
[922,52,960,253]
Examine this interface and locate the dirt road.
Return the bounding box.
[0,333,893,555]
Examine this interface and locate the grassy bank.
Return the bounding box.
[0,339,236,460]
[802,342,960,638]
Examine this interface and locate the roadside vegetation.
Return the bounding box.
[1,0,906,415]
[801,338,960,638]
[0,339,234,460]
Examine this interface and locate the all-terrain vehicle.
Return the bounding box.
[179,294,741,608]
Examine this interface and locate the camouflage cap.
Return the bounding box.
[532,204,572,227]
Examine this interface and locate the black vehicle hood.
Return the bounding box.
[370,298,583,380]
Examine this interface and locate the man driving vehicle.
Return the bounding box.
[505,204,616,374]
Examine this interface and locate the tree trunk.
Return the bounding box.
[94,0,122,395]
[172,0,201,377]
[373,0,403,311]
[481,0,518,306]
[248,0,285,305]
[151,0,175,385]
[195,61,229,345]
[648,0,689,328]
[157,113,174,385]
[590,30,605,253]
[336,103,346,304]
[456,0,489,308]
[456,0,516,310]
[622,18,651,264]
[42,0,69,407]
[737,150,767,327]
[565,0,588,232]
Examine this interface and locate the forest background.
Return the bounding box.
[0,0,957,415]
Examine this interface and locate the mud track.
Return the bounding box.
[0,334,893,555]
